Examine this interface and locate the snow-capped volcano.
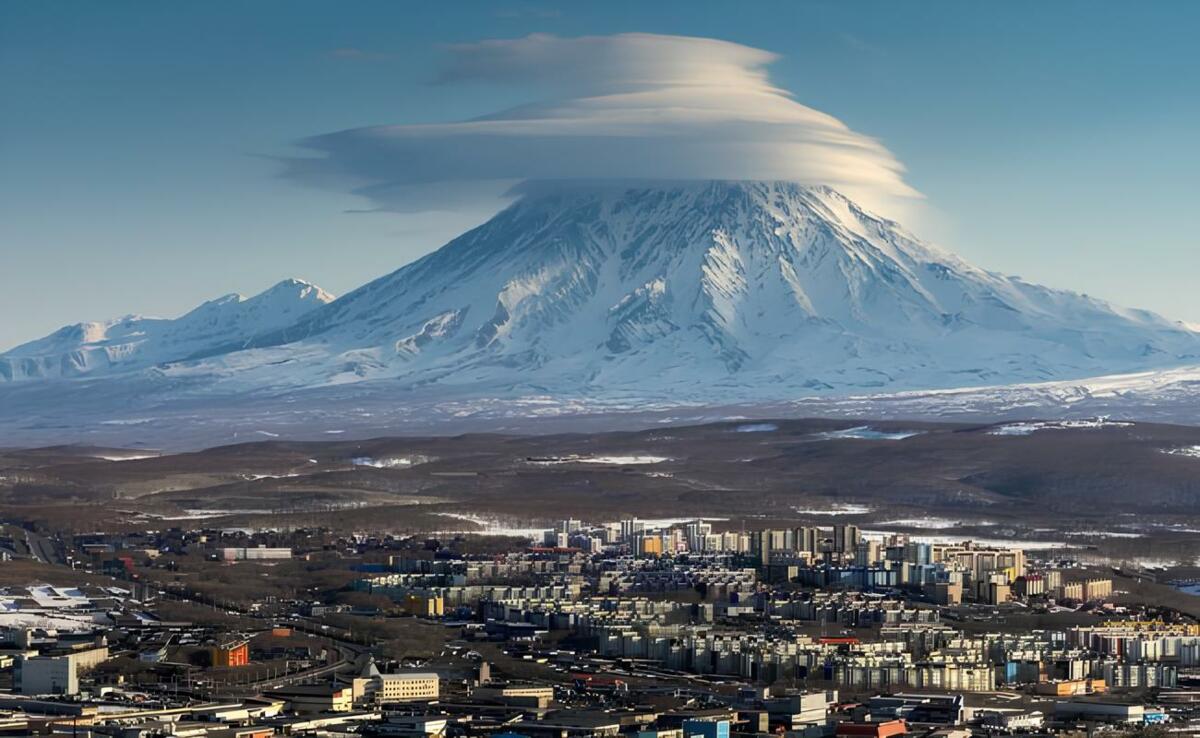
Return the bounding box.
[224,181,1198,394]
[0,278,333,381]
[2,181,1199,445]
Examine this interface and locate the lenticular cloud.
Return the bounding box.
[284,33,919,216]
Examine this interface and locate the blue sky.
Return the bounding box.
[3,1,1199,349]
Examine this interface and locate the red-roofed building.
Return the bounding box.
[819,637,861,645]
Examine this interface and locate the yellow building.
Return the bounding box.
[375,673,440,703]
[1059,579,1112,602]
[402,594,444,617]
[1083,579,1113,601]
[1060,582,1084,600]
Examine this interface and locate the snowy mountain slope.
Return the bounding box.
[2,181,1198,420]
[196,180,1199,396]
[0,278,333,381]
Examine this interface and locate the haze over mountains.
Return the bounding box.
[3,181,1200,446]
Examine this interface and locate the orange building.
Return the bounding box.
[1036,678,1107,696]
[837,719,908,738]
[640,537,663,557]
[210,639,250,667]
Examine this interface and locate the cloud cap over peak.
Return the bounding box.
[438,32,780,91]
[285,33,920,216]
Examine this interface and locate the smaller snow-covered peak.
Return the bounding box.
[175,278,335,333]
[0,278,335,382]
[182,278,334,317]
[261,277,335,302]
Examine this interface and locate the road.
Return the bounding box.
[156,585,368,696]
[22,528,64,565]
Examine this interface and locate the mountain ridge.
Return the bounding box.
[2,181,1198,405]
[0,278,334,381]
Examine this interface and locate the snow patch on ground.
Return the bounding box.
[527,455,669,465]
[793,503,873,516]
[150,502,377,520]
[130,509,279,520]
[1064,530,1144,539]
[1162,446,1200,459]
[735,423,778,433]
[352,455,432,468]
[988,418,1135,436]
[431,512,549,540]
[1123,557,1178,570]
[1151,523,1200,534]
[579,455,669,465]
[875,517,969,530]
[812,426,923,441]
[91,453,159,462]
[639,517,729,528]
